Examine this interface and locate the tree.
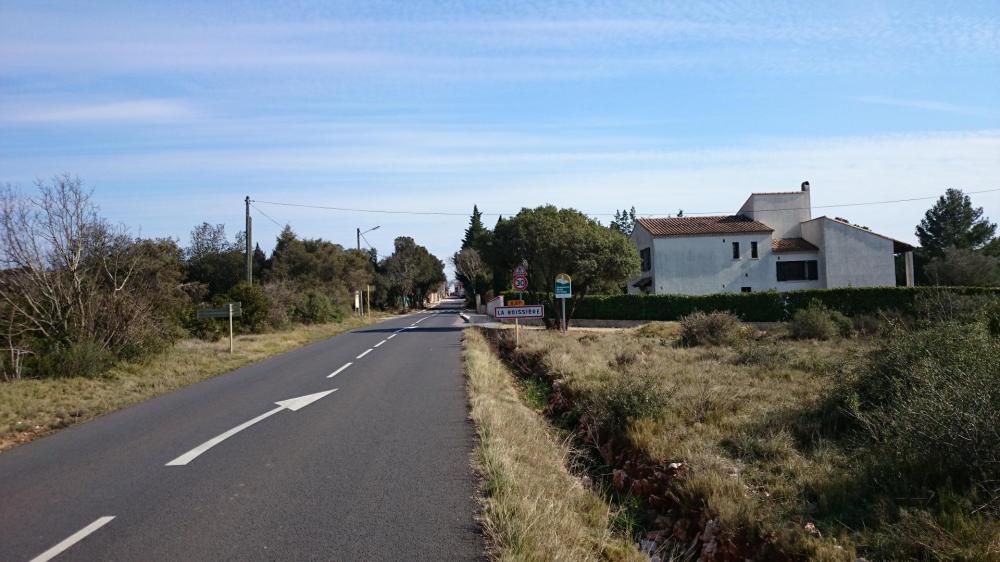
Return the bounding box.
[492,206,640,327]
[379,237,446,308]
[0,176,184,378]
[462,205,490,249]
[916,189,997,258]
[610,206,637,237]
[924,248,1000,287]
[185,222,242,296]
[451,248,487,300]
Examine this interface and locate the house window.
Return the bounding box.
[751,241,759,259]
[741,286,752,293]
[776,260,819,282]
[732,242,740,259]
[640,248,651,272]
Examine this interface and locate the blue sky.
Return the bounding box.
[2,1,999,272]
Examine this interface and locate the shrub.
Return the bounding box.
[577,369,668,437]
[33,340,116,378]
[788,300,851,340]
[225,283,271,333]
[848,322,1000,493]
[732,338,790,367]
[292,289,340,324]
[679,311,740,346]
[503,287,1000,322]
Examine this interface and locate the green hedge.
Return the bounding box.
[501,286,1000,322]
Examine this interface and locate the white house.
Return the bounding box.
[628,182,916,295]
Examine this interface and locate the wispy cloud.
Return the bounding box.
[853,95,990,116]
[1,99,197,124]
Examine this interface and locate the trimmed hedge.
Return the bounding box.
[501,286,1000,322]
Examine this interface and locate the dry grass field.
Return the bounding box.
[492,315,1000,561]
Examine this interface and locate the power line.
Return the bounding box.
[252,187,1000,219]
[249,202,286,228]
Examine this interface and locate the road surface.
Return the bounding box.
[0,299,481,561]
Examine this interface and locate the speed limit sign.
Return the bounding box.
[512,275,528,291]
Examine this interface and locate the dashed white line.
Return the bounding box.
[327,362,352,378]
[356,348,373,359]
[373,339,387,348]
[30,516,115,562]
[387,334,396,340]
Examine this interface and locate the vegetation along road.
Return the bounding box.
[0,299,481,561]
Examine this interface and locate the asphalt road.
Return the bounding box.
[0,298,482,561]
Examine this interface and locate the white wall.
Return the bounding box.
[652,233,776,295]
[627,224,655,294]
[811,218,896,288]
[738,191,811,238]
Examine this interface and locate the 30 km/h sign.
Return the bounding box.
[512,275,528,291]
[495,305,544,319]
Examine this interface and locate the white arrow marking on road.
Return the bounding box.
[356,348,373,359]
[30,516,115,562]
[327,363,352,378]
[165,389,337,466]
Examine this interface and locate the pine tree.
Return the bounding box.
[462,205,488,249]
[916,189,996,257]
[610,206,637,237]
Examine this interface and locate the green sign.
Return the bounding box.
[197,303,243,319]
[554,273,572,299]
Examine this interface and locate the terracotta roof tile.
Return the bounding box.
[771,238,819,253]
[637,215,773,237]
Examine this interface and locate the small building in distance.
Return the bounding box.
[628,182,915,295]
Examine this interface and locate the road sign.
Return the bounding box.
[555,273,572,299]
[513,264,527,277]
[507,299,525,306]
[495,305,544,319]
[512,275,528,291]
[197,303,243,318]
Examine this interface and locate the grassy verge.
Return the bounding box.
[463,328,643,562]
[0,314,392,451]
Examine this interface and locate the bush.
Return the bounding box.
[788,300,852,340]
[679,311,740,346]
[848,322,1000,493]
[577,369,668,437]
[225,283,271,334]
[732,337,790,367]
[292,289,341,324]
[33,340,116,378]
[503,287,1000,322]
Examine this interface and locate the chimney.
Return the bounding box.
[801,181,810,192]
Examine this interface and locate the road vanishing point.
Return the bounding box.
[0,298,482,561]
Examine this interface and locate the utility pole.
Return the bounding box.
[245,196,253,285]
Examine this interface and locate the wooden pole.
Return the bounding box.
[228,303,234,354]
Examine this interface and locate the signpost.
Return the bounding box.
[494,305,544,319]
[510,263,529,345]
[197,302,243,353]
[554,273,572,333]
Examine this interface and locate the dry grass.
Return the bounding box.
[514,322,869,560]
[0,314,393,451]
[463,328,644,562]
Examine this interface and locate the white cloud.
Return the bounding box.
[853,96,991,115]
[1,99,196,124]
